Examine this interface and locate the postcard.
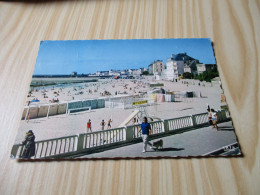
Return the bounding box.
[11,38,241,160]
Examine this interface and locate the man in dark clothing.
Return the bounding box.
[139,117,153,153]
[21,130,35,159]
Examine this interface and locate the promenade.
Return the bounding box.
[79,121,240,158]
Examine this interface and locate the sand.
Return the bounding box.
[27,78,152,105]
[15,76,225,144]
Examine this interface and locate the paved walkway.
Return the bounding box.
[79,121,240,158]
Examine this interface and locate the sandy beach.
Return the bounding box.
[15,76,225,144]
[27,77,153,105]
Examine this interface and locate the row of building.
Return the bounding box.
[71,53,215,80]
[148,53,216,81]
[89,68,146,78]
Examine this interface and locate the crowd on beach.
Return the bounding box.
[26,79,151,105]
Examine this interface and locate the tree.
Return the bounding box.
[194,67,219,82]
[142,71,149,75]
[182,72,193,79]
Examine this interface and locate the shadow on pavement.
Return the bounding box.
[217,125,234,131]
[154,147,185,152]
[218,127,234,131]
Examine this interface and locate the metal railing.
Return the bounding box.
[78,127,126,150]
[11,110,231,159]
[167,116,193,131]
[194,113,208,125]
[11,135,78,159]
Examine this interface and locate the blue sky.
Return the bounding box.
[34,38,216,75]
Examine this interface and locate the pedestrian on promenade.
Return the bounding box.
[100,120,106,131]
[138,117,153,153]
[21,130,35,159]
[207,104,212,125]
[211,109,219,130]
[132,117,138,125]
[107,119,112,129]
[27,113,31,123]
[86,119,92,133]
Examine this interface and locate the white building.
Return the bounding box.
[148,60,165,75]
[132,68,143,76]
[164,53,198,81]
[127,68,144,77]
[184,65,191,73]
[196,64,206,74]
[109,69,121,76]
[96,71,109,76]
[196,64,216,75]
[148,64,153,74]
[166,60,177,81]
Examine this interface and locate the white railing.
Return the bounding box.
[150,121,164,134]
[194,113,208,125]
[78,127,126,150]
[12,110,231,159]
[167,116,193,131]
[11,135,78,159]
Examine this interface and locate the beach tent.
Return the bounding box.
[97,99,105,108]
[38,105,49,117]
[165,94,175,102]
[57,103,67,114]
[48,104,58,116]
[156,94,165,102]
[21,107,28,120]
[82,100,91,108]
[28,106,39,119]
[187,91,193,98]
[91,99,98,109]
[180,91,187,98]
[68,101,83,110]
[193,91,201,98]
[149,94,157,102]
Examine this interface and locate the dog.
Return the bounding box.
[152,139,163,150]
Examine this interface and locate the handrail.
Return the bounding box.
[37,135,78,143]
[12,135,78,146]
[84,127,125,135]
[12,110,231,159]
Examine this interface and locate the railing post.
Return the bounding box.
[10,145,20,158]
[162,119,169,134]
[216,110,222,122]
[221,110,227,121]
[125,126,134,142]
[77,134,85,152]
[225,110,230,119]
[190,114,197,128]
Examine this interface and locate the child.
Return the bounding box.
[86,119,92,133]
[211,109,219,130]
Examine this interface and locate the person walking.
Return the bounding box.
[21,130,36,159]
[211,109,219,130]
[27,113,31,123]
[86,119,92,133]
[207,104,212,125]
[107,119,112,129]
[132,117,138,125]
[100,120,106,131]
[138,117,153,153]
